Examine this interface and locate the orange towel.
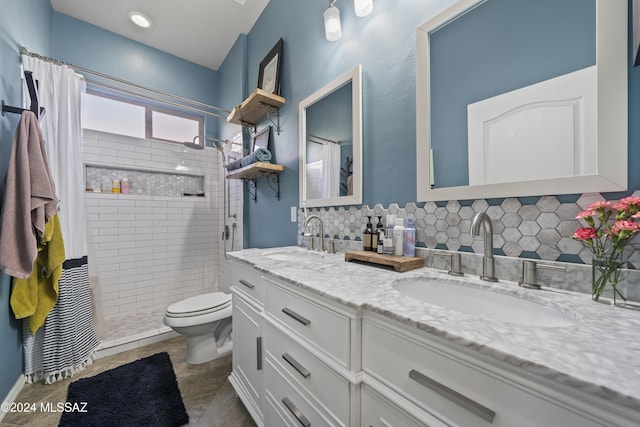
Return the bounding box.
[0,111,57,279]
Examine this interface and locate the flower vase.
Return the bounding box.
[592,255,627,305]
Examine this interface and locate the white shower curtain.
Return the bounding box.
[20,55,100,383]
[321,142,340,199]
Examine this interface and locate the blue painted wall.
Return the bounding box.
[0,0,53,401]
[219,0,640,249]
[51,12,220,138]
[221,0,456,248]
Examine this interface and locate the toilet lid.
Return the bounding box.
[166,292,231,317]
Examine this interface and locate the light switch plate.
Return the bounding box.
[290,206,297,222]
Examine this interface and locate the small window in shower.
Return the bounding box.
[83,93,146,138]
[150,108,203,144]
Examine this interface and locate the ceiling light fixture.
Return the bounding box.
[354,0,373,17]
[128,11,152,28]
[324,0,342,41]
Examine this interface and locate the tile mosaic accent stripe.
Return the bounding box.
[297,191,640,269]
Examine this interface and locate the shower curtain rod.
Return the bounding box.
[307,134,340,145]
[20,46,231,119]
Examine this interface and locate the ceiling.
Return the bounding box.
[50,0,270,71]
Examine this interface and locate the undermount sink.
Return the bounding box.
[392,277,575,327]
[263,249,328,263]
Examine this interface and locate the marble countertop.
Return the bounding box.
[228,246,640,414]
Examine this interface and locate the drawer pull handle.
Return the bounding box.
[282,353,311,379]
[239,279,255,289]
[282,308,311,326]
[282,397,311,427]
[256,337,262,371]
[409,369,495,423]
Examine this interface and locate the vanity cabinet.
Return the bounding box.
[230,254,640,427]
[363,313,632,427]
[229,263,266,426]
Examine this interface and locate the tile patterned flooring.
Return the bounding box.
[0,336,256,427]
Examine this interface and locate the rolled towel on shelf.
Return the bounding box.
[241,147,272,167]
[226,148,272,171]
[226,158,243,171]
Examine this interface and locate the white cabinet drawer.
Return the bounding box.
[232,262,264,305]
[363,318,607,427]
[266,321,350,426]
[265,281,350,368]
[265,358,341,427]
[362,384,438,427]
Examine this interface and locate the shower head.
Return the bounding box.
[183,137,205,150]
[183,136,227,163]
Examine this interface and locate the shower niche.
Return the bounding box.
[85,164,205,197]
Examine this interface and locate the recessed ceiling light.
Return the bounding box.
[233,0,247,5]
[128,11,152,28]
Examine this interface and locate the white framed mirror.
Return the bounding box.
[299,64,362,207]
[416,0,627,202]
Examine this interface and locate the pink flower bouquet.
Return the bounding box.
[572,196,640,302]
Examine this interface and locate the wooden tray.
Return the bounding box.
[344,251,424,272]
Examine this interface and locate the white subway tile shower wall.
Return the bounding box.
[83,129,226,319]
[297,192,640,300]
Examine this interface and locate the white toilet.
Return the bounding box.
[163,292,233,364]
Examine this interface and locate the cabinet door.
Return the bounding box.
[230,293,264,425]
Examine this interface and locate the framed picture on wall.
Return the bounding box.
[258,38,283,95]
[253,126,271,152]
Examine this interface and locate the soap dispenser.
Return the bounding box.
[375,216,384,254]
[363,216,374,251]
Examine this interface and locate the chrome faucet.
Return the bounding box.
[304,215,325,252]
[470,212,498,282]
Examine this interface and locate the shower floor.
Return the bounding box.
[96,307,178,357]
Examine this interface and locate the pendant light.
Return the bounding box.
[354,0,373,17]
[324,0,342,41]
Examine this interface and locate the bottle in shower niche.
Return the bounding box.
[112,179,121,193]
[363,216,374,251]
[393,218,405,256]
[120,177,130,194]
[403,218,416,257]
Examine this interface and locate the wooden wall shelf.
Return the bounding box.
[226,162,285,202]
[226,162,284,180]
[227,89,285,131]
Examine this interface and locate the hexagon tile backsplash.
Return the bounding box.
[297,192,640,269]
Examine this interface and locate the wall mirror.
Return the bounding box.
[416,0,627,201]
[300,64,362,207]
